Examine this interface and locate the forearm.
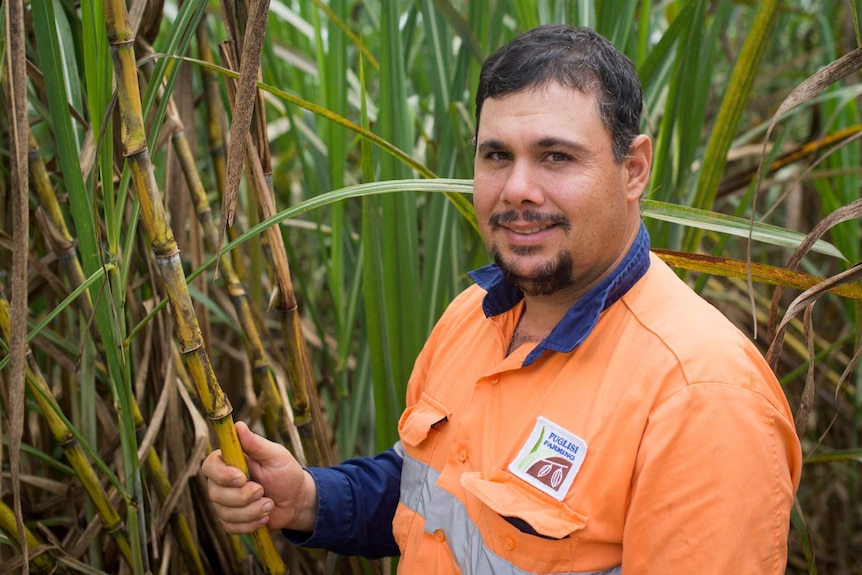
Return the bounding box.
[282,448,402,558]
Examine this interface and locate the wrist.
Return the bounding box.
[293,469,319,532]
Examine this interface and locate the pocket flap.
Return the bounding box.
[398,392,451,447]
[461,467,588,539]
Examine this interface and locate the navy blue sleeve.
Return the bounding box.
[281,447,402,558]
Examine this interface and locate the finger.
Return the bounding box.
[206,478,264,508]
[235,422,290,466]
[220,513,272,536]
[213,497,275,531]
[201,451,247,487]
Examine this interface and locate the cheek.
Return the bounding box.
[471,181,497,220]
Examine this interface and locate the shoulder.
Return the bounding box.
[619,253,789,413]
[625,253,739,332]
[623,253,760,365]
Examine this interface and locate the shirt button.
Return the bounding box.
[457,450,468,463]
[490,375,500,385]
[504,536,515,550]
[434,529,446,542]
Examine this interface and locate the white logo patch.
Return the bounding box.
[508,416,588,501]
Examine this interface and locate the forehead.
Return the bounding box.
[476,83,609,147]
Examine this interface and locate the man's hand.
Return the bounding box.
[201,421,318,535]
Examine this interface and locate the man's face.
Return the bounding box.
[473,82,649,299]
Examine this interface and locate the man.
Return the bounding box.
[202,24,802,574]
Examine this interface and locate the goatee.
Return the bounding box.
[491,247,575,296]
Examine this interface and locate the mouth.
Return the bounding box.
[496,223,560,254]
[489,210,570,239]
[506,224,556,235]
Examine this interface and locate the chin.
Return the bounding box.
[491,247,574,296]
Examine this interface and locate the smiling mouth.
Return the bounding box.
[488,210,571,234]
[508,225,554,235]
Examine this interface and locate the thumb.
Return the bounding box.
[235,421,288,466]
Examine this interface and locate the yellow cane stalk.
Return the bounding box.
[29,129,208,575]
[0,499,57,575]
[243,128,331,468]
[231,16,333,466]
[172,342,248,572]
[136,41,292,446]
[103,0,286,572]
[0,287,135,568]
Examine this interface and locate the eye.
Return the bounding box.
[546,151,572,163]
[485,150,512,162]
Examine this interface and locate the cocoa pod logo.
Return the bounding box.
[526,456,572,490]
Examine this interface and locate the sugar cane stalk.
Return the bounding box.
[219,42,332,469]
[132,45,292,447]
[102,0,286,572]
[29,129,208,575]
[171,342,248,573]
[0,499,59,575]
[170,113,290,445]
[0,285,135,568]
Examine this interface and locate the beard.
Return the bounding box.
[488,209,575,296]
[490,246,574,296]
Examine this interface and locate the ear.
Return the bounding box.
[624,134,652,202]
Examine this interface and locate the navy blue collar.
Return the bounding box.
[467,223,651,366]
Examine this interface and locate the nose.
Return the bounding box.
[500,160,544,206]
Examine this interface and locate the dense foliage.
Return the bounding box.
[0,1,860,573]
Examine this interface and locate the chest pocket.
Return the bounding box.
[398,392,451,449]
[461,468,587,572]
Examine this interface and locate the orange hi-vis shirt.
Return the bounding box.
[393,231,802,574]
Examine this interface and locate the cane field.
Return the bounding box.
[0,0,860,573]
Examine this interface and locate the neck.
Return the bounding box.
[507,326,544,355]
[507,292,572,355]
[519,286,580,331]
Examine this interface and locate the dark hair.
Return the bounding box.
[475,24,643,163]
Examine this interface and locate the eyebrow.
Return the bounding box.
[475,139,506,154]
[476,137,591,156]
[536,137,591,154]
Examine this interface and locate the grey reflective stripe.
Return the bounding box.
[397,446,621,575]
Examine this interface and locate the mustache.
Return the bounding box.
[488,210,571,232]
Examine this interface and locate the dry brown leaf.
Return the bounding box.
[767,199,862,340]
[767,261,862,370]
[218,0,272,245]
[751,47,862,338]
[156,369,211,533]
[4,0,31,569]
